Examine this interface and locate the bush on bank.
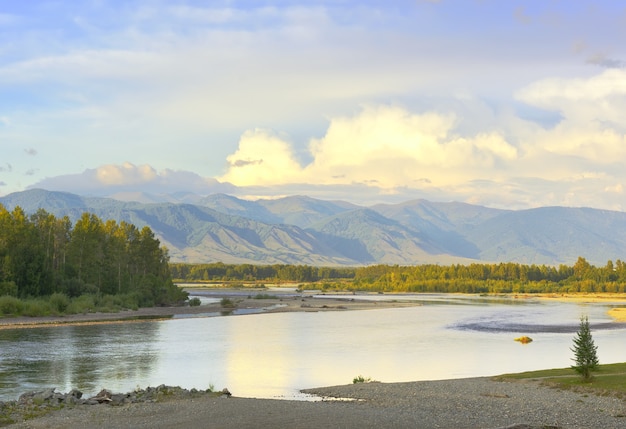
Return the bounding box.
[0,292,147,317]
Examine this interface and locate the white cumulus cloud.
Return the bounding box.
[96,163,157,185]
[220,105,518,190]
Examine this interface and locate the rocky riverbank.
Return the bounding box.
[4,377,626,429]
[0,385,229,426]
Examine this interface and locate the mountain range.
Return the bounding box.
[1,189,623,267]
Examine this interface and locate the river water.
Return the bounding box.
[0,293,625,401]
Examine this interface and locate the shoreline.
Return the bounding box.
[2,290,626,329]
[0,290,420,330]
[7,376,626,429]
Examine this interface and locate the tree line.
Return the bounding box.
[170,262,355,283]
[171,257,626,294]
[0,205,186,307]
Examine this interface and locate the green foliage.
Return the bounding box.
[0,281,17,296]
[0,293,147,317]
[20,299,53,317]
[0,203,186,312]
[188,297,202,306]
[0,295,24,315]
[170,262,355,283]
[498,362,626,397]
[49,292,70,313]
[170,257,626,295]
[353,375,372,384]
[253,294,278,299]
[220,297,236,308]
[66,294,96,314]
[571,316,599,380]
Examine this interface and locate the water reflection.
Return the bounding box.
[0,323,159,399]
[0,295,625,401]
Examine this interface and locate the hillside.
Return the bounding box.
[1,189,624,266]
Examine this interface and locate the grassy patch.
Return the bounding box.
[495,362,626,398]
[252,294,278,300]
[220,297,236,308]
[353,375,373,384]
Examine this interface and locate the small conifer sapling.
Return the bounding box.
[571,315,599,381]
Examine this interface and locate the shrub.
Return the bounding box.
[253,294,278,300]
[0,295,24,316]
[49,293,70,314]
[188,297,201,307]
[95,295,123,313]
[21,299,52,317]
[66,294,96,314]
[117,293,139,310]
[220,298,236,308]
[353,375,372,384]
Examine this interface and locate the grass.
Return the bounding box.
[495,362,626,398]
[0,293,142,318]
[252,294,278,300]
[353,375,373,384]
[220,297,236,308]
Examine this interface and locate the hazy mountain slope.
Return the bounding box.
[467,207,626,265]
[371,200,503,259]
[3,189,626,266]
[307,209,470,265]
[256,195,358,228]
[0,190,357,265]
[373,199,503,231]
[196,194,282,225]
[0,188,91,212]
[128,204,356,265]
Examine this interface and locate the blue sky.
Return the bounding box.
[1,0,626,210]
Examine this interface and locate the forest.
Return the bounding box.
[4,198,625,318]
[171,257,626,294]
[0,204,186,315]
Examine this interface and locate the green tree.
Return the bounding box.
[67,213,105,287]
[571,315,599,380]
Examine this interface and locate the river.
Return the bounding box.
[0,293,625,401]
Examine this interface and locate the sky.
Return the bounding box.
[1,0,626,210]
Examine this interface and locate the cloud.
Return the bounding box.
[515,69,626,164]
[516,69,626,106]
[213,67,626,211]
[220,105,518,189]
[24,148,37,156]
[25,169,37,176]
[96,162,157,185]
[222,130,305,186]
[586,53,625,69]
[0,163,12,172]
[29,162,235,196]
[0,181,5,187]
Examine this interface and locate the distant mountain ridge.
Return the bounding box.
[1,189,624,266]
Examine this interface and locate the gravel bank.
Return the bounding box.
[0,292,421,329]
[7,377,626,429]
